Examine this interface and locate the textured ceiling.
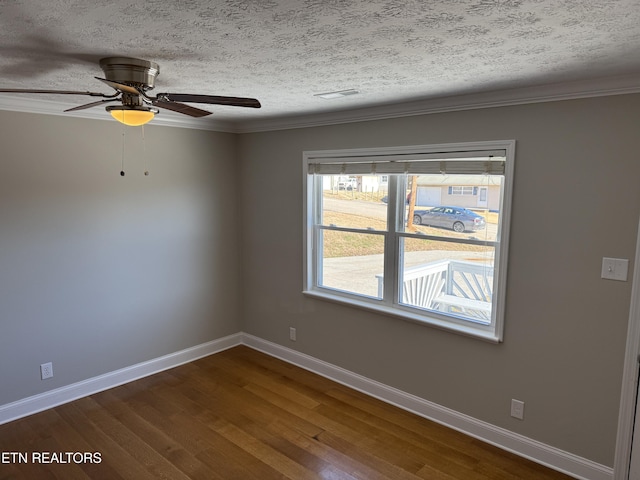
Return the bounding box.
[0,0,639,131]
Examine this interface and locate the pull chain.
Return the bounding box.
[120,127,126,176]
[142,125,150,176]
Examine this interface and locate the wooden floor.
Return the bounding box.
[0,346,573,480]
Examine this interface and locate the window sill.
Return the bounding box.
[303,289,501,344]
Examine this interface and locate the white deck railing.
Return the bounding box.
[376,259,494,322]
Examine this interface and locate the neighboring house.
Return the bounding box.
[323,175,358,190]
[360,175,383,193]
[321,174,499,211]
[415,174,502,211]
[322,175,386,193]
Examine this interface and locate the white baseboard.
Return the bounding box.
[0,332,242,426]
[0,331,614,480]
[241,333,614,480]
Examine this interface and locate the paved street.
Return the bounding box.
[323,196,388,220]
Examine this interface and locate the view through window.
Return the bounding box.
[304,142,514,342]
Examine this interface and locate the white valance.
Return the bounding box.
[307,149,506,176]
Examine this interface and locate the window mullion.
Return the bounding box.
[313,175,323,288]
[382,175,400,306]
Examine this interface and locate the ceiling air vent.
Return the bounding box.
[314,89,360,99]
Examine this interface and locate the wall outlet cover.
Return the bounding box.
[511,399,525,420]
[40,362,53,380]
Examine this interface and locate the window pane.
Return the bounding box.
[403,174,501,242]
[399,237,495,324]
[319,229,385,298]
[408,207,498,242]
[320,175,388,230]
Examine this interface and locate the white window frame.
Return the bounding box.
[303,140,515,343]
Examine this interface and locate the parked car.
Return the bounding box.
[412,206,486,233]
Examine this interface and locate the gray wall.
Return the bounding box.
[2,94,638,469]
[0,111,241,406]
[238,94,640,466]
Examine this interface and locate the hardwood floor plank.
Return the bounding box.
[235,416,360,480]
[469,438,572,480]
[266,419,401,480]
[74,396,192,480]
[90,390,213,480]
[0,408,90,480]
[104,384,210,456]
[313,403,436,474]
[322,388,563,480]
[313,391,486,476]
[223,346,343,396]
[0,346,574,480]
[326,386,477,450]
[214,419,321,480]
[195,446,279,480]
[55,400,154,480]
[210,355,323,410]
[313,429,425,480]
[22,408,121,480]
[173,366,325,440]
[223,348,484,477]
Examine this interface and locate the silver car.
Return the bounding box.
[413,206,486,233]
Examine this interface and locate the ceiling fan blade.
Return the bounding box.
[158,93,261,108]
[0,88,115,98]
[94,77,140,95]
[152,99,212,117]
[64,98,120,112]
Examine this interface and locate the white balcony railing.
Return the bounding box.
[377,259,494,323]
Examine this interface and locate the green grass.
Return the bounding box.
[323,229,385,258]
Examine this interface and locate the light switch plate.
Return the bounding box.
[601,257,629,281]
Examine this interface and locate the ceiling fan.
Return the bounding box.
[0,57,261,126]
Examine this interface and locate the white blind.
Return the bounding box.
[308,149,506,176]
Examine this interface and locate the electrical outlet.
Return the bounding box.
[289,327,297,341]
[40,362,53,380]
[511,399,524,420]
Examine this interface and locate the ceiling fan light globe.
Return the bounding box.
[107,106,156,126]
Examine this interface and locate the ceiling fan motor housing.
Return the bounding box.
[99,57,160,90]
[120,92,144,107]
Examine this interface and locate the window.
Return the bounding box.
[303,141,514,342]
[450,186,474,195]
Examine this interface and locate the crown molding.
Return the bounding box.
[0,94,238,133]
[1,74,640,134]
[235,73,640,133]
